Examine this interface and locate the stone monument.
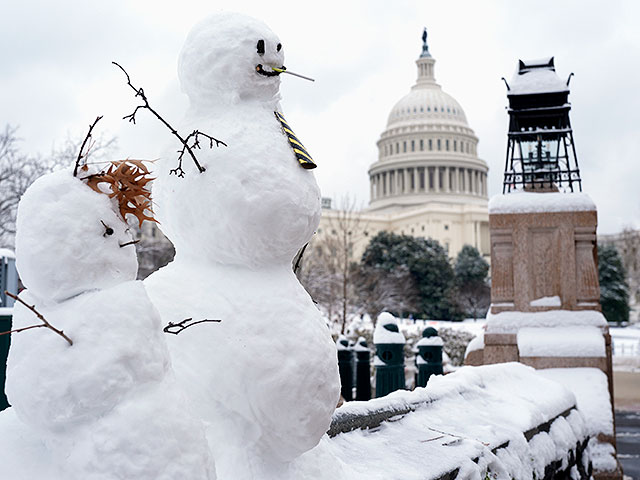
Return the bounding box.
[466,57,621,479]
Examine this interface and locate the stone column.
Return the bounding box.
[403,169,409,194]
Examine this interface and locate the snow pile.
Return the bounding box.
[144,12,340,479]
[488,191,595,214]
[538,368,616,472]
[328,363,588,479]
[486,309,607,334]
[465,331,485,355]
[1,169,214,479]
[373,312,406,344]
[518,326,606,357]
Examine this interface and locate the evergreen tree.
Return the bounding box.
[598,244,630,324]
[360,232,463,320]
[454,245,490,320]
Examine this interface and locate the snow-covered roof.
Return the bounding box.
[489,191,596,214]
[486,309,607,334]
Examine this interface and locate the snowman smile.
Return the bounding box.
[255,64,284,77]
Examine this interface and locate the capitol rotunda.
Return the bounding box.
[319,30,490,259]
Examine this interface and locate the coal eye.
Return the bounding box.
[277,43,282,52]
[101,220,114,236]
[257,39,265,55]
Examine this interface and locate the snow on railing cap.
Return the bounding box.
[489,191,595,214]
[354,336,370,352]
[373,312,406,344]
[416,336,444,347]
[336,334,351,351]
[0,248,15,259]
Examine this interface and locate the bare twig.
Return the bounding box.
[73,116,103,177]
[163,317,222,335]
[112,61,226,177]
[1,291,73,346]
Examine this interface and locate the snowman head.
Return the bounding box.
[178,12,285,108]
[15,169,138,303]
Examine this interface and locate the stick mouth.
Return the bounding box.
[255,64,283,77]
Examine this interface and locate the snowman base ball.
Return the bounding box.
[146,11,341,479]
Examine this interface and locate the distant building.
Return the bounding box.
[318,30,489,260]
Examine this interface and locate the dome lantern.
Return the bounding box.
[416,28,436,85]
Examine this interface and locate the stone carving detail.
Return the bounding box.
[575,227,600,303]
[529,228,560,301]
[491,229,514,302]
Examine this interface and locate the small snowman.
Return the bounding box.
[5,167,215,479]
[145,12,341,478]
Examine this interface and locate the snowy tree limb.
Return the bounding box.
[1,291,73,346]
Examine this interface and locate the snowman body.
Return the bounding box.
[145,12,340,477]
[5,170,215,479]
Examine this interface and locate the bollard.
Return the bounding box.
[415,327,443,388]
[374,312,406,398]
[336,335,354,401]
[354,336,371,401]
[0,250,18,412]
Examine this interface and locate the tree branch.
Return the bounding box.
[1,291,73,346]
[73,116,103,177]
[112,62,226,177]
[163,317,222,335]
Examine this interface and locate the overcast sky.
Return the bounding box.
[2,0,638,234]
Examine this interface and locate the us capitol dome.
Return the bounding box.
[320,29,490,259]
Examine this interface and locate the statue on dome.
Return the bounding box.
[421,28,430,57]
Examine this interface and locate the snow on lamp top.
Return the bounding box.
[373,312,406,344]
[178,12,284,110]
[15,170,138,303]
[508,57,569,95]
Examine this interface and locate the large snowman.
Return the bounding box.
[145,12,341,478]
[3,169,215,479]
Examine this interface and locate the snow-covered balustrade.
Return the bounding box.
[327,363,592,479]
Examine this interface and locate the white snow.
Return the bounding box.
[529,295,561,307]
[415,335,444,347]
[328,363,586,479]
[373,312,406,344]
[489,191,596,214]
[2,169,214,479]
[336,334,350,351]
[517,326,606,357]
[144,12,341,479]
[509,67,568,95]
[353,336,370,352]
[465,332,484,355]
[0,248,15,259]
[486,309,607,334]
[538,368,613,437]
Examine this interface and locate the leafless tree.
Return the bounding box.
[297,196,367,332]
[0,125,115,248]
[353,264,419,325]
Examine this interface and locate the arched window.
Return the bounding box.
[420,139,424,151]
[437,139,441,151]
[446,139,449,151]
[429,139,433,151]
[411,140,415,152]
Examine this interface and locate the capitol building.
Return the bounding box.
[318,31,490,259]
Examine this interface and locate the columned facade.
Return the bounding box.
[318,30,490,261]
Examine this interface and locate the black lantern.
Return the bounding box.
[502,57,581,193]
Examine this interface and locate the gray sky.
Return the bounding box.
[2,0,638,234]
